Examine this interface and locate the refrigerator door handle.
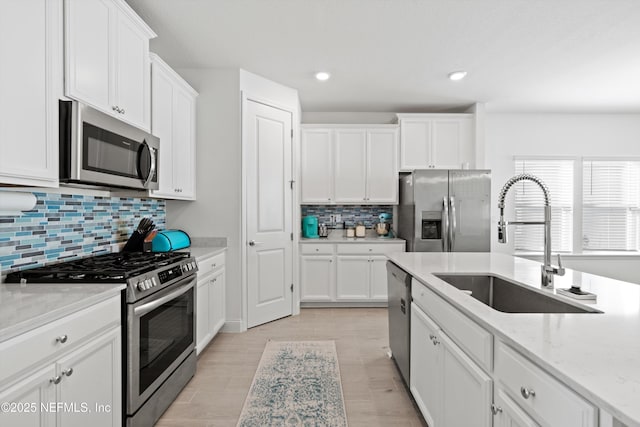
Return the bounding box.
[449,196,457,251]
[442,196,449,252]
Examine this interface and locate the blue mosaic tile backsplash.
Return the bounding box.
[0,192,165,274]
[301,205,393,228]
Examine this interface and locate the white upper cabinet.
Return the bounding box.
[149,54,198,200]
[0,0,62,187]
[65,0,156,131]
[300,128,333,203]
[398,114,474,171]
[334,129,367,203]
[366,128,398,203]
[300,125,398,204]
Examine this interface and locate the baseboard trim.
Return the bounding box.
[300,302,388,308]
[221,320,245,333]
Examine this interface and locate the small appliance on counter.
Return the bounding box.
[318,223,329,238]
[151,229,191,252]
[375,213,393,238]
[346,227,355,238]
[302,216,319,238]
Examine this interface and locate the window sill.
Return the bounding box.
[515,251,640,259]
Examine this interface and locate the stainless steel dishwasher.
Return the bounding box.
[387,261,411,386]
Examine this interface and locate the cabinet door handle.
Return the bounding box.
[491,404,503,415]
[520,386,536,399]
[120,108,125,114]
[55,335,68,344]
[50,376,62,385]
[62,368,74,377]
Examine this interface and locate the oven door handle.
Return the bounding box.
[134,277,195,317]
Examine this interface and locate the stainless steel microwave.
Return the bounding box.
[59,100,159,190]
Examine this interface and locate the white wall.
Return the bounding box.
[165,68,243,326]
[485,113,640,283]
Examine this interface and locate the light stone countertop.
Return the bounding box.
[0,282,125,343]
[300,229,405,244]
[180,246,226,262]
[386,251,640,427]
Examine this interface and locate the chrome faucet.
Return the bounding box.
[497,173,565,288]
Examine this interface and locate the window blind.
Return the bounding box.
[583,160,640,251]
[513,159,574,252]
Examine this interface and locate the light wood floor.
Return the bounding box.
[156,308,427,427]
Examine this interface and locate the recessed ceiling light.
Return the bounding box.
[315,72,331,81]
[448,71,468,81]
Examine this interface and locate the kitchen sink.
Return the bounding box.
[433,274,601,314]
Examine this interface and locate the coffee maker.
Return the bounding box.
[302,216,319,238]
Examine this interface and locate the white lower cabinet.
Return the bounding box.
[0,365,57,427]
[336,256,370,300]
[410,303,441,427]
[196,251,226,354]
[300,255,334,301]
[0,296,121,427]
[494,340,597,427]
[493,387,539,427]
[410,302,492,427]
[56,328,121,427]
[300,242,404,304]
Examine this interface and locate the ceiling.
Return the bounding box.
[126,0,640,113]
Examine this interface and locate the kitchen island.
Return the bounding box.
[387,252,640,427]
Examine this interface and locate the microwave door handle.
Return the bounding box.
[142,140,156,188]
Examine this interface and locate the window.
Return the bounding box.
[583,160,640,251]
[513,158,640,254]
[513,159,574,252]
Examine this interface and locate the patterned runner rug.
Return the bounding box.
[237,340,348,427]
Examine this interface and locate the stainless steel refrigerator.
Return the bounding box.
[397,169,491,252]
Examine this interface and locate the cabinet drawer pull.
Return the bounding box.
[55,335,68,344]
[520,386,536,399]
[62,368,74,377]
[50,376,62,385]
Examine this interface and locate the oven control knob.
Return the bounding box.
[146,279,152,288]
[137,282,145,291]
[151,277,157,287]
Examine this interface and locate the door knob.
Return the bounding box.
[249,240,263,246]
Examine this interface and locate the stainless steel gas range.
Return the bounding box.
[7,251,199,427]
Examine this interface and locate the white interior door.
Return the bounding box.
[246,100,293,328]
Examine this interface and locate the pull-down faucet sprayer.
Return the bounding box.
[498,174,564,288]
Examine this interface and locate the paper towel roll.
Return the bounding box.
[0,191,37,215]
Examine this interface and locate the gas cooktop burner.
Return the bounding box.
[5,251,191,283]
